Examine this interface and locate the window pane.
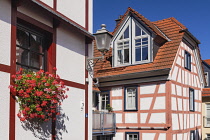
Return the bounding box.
[16,29,29,48]
[142,30,146,35]
[124,49,129,63]
[142,46,148,60]
[129,135,132,140]
[135,24,141,36]
[124,26,129,39]
[16,47,29,65]
[142,38,148,45]
[30,34,43,53]
[118,50,123,64]
[30,52,43,69]
[190,89,194,111]
[135,47,141,61]
[126,88,136,110]
[135,39,141,46]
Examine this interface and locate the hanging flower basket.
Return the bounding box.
[9,68,69,122]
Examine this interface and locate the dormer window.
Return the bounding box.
[113,17,152,67]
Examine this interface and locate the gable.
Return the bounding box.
[169,40,204,88]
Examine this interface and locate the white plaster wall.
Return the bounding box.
[142,133,155,140]
[0,0,11,65]
[177,134,182,140]
[171,97,177,110]
[140,84,156,94]
[177,98,182,111]
[158,133,166,140]
[171,66,178,81]
[116,113,122,123]
[183,133,187,140]
[112,87,122,96]
[17,4,52,27]
[153,97,165,109]
[0,72,10,140]
[57,0,85,28]
[149,113,165,123]
[183,99,187,111]
[183,114,187,129]
[190,114,194,128]
[56,25,85,84]
[172,114,179,130]
[15,103,52,140]
[125,113,137,123]
[112,100,122,111]
[88,0,93,33]
[176,85,182,96]
[173,134,176,140]
[158,83,165,93]
[177,69,182,83]
[176,56,181,66]
[183,87,187,97]
[171,84,176,95]
[58,87,85,140]
[140,113,148,123]
[179,114,183,129]
[40,0,53,7]
[140,97,152,110]
[113,132,124,140]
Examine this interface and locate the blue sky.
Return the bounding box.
[93,0,210,60]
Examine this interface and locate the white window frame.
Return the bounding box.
[124,86,137,111]
[189,88,195,112]
[205,72,209,86]
[99,91,110,111]
[113,17,152,67]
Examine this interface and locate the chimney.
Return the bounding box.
[115,15,123,25]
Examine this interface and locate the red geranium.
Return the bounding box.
[9,68,68,122]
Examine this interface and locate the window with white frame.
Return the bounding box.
[190,130,195,140]
[189,88,195,111]
[126,132,139,140]
[205,72,209,86]
[125,87,137,110]
[114,17,151,67]
[207,134,210,140]
[206,104,210,127]
[99,91,110,111]
[185,51,191,71]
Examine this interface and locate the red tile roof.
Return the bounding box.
[94,8,188,78]
[204,59,210,65]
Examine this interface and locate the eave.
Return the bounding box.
[95,68,171,87]
[20,0,94,41]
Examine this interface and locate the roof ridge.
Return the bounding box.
[169,17,187,30]
[112,7,167,41]
[152,17,174,23]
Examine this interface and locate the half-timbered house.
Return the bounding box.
[92,7,204,140]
